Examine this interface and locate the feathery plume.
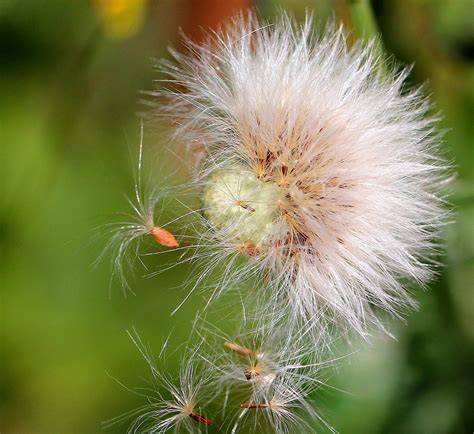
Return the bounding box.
[105,331,214,433]
[154,12,449,337]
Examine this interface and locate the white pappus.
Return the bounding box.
[153,11,450,339]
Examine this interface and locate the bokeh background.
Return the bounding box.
[1,0,473,432]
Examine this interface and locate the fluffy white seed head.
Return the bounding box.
[157,12,450,338]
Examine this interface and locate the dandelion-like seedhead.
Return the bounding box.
[155,12,450,338]
[106,10,451,434]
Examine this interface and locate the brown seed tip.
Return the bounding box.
[149,226,179,247]
[189,412,213,426]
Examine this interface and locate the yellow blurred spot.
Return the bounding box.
[93,0,146,38]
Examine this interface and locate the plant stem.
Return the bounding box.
[347,0,386,67]
[347,0,379,42]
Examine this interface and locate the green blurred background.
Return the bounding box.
[1,0,473,432]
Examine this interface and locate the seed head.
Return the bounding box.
[157,12,450,338]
